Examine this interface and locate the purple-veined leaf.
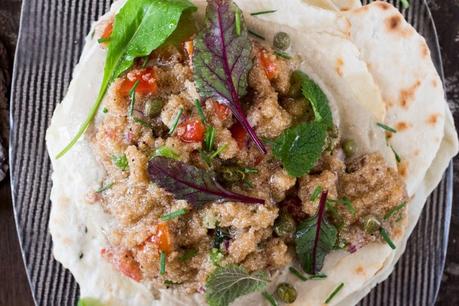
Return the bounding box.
[148,157,264,206]
[192,0,266,154]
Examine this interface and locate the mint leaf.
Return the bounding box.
[193,0,266,154]
[272,121,327,177]
[205,265,268,306]
[295,191,337,274]
[56,0,196,158]
[300,72,333,128]
[148,157,264,206]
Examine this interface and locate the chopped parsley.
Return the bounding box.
[210,248,224,266]
[324,282,344,304]
[160,208,188,221]
[112,154,129,171]
[102,107,108,113]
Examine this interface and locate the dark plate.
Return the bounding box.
[9,0,453,305]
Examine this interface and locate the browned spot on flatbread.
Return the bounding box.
[398,160,409,177]
[426,113,441,126]
[355,265,366,276]
[432,79,438,88]
[420,41,430,58]
[413,149,420,157]
[393,226,403,239]
[354,5,369,14]
[336,57,344,76]
[395,121,411,132]
[385,14,414,37]
[400,80,421,108]
[375,1,391,10]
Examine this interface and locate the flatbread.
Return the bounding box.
[46,0,458,305]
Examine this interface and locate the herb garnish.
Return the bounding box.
[401,0,410,9]
[193,0,266,154]
[128,80,140,117]
[262,291,279,306]
[153,146,180,160]
[210,248,224,266]
[377,122,397,133]
[169,107,183,135]
[235,8,242,36]
[274,50,291,59]
[380,227,396,249]
[96,182,113,193]
[77,298,104,306]
[194,99,207,124]
[205,265,268,306]
[112,154,129,171]
[179,248,198,262]
[248,29,265,40]
[56,0,196,158]
[391,145,401,163]
[204,127,216,152]
[384,202,406,220]
[341,197,355,216]
[295,191,338,274]
[148,157,264,206]
[289,266,328,281]
[310,186,323,202]
[250,10,277,16]
[102,107,108,113]
[160,251,167,275]
[324,282,344,304]
[160,208,188,221]
[98,37,111,44]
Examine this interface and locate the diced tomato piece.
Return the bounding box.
[213,101,231,120]
[230,122,247,149]
[149,223,173,254]
[258,50,278,80]
[118,67,158,96]
[101,248,143,282]
[100,21,113,46]
[177,118,206,143]
[184,40,193,58]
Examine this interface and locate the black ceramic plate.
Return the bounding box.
[9,0,453,305]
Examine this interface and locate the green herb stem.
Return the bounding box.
[204,126,216,152]
[160,251,167,275]
[250,10,277,16]
[128,80,140,117]
[324,282,344,304]
[377,122,397,133]
[160,208,188,221]
[310,186,323,202]
[341,197,355,216]
[384,202,406,220]
[169,107,183,135]
[209,144,228,159]
[248,29,265,40]
[235,8,241,36]
[380,227,396,249]
[274,50,291,59]
[391,145,401,163]
[194,99,207,124]
[289,267,308,281]
[262,291,279,306]
[96,182,114,193]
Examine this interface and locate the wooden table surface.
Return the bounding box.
[0,1,458,305]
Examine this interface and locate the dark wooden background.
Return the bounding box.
[0,0,458,305]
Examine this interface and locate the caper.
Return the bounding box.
[287,70,304,98]
[274,212,296,238]
[362,216,381,234]
[273,32,291,51]
[144,98,165,117]
[342,139,356,158]
[275,283,297,304]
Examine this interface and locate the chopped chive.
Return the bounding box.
[377,122,397,133]
[96,182,113,193]
[194,99,207,124]
[325,283,344,304]
[204,126,216,151]
[102,107,108,113]
[179,249,198,262]
[128,80,140,117]
[160,251,166,275]
[209,144,228,159]
[154,146,180,160]
[251,10,277,16]
[391,145,401,163]
[169,107,183,135]
[341,197,355,216]
[380,227,396,249]
[274,50,291,59]
[133,117,152,128]
[384,202,406,220]
[98,37,111,44]
[289,267,308,281]
[310,186,323,201]
[262,291,279,306]
[248,29,265,40]
[400,0,410,9]
[309,273,328,280]
[160,208,188,221]
[235,8,241,36]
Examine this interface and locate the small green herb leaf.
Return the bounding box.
[272,121,327,177]
[210,248,224,266]
[160,208,188,221]
[204,126,216,152]
[128,80,140,117]
[380,227,396,249]
[295,191,337,274]
[248,29,265,40]
[384,202,406,220]
[154,146,180,160]
[324,282,344,304]
[400,0,410,9]
[96,182,113,193]
[179,248,198,262]
[205,265,268,306]
[169,107,184,135]
[56,0,196,158]
[160,251,167,275]
[341,197,355,216]
[299,72,333,128]
[262,291,279,306]
[250,10,277,16]
[274,50,291,59]
[377,122,397,133]
[310,186,323,202]
[77,298,105,306]
[112,154,129,171]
